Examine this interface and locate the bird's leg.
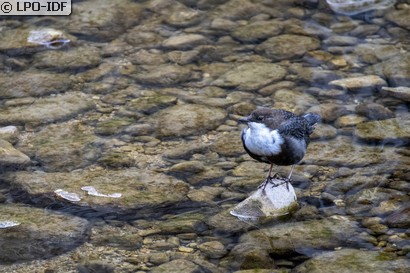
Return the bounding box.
[287,165,295,180]
[258,164,274,191]
[285,165,295,191]
[267,164,274,179]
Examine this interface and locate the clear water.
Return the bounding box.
[0,0,409,272]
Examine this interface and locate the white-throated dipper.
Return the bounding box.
[239,107,320,187]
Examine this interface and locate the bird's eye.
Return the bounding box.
[257,116,263,121]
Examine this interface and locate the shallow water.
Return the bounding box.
[0,0,409,272]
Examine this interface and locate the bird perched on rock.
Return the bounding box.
[239,107,320,188]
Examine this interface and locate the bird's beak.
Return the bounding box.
[238,116,250,124]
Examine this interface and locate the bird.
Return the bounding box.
[239,107,320,189]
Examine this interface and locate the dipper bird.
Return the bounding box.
[239,107,320,187]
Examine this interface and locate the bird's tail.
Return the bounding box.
[303,113,321,134]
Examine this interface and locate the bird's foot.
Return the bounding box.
[265,174,293,191]
[258,172,279,190]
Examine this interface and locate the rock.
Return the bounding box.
[228,243,275,270]
[34,46,101,71]
[355,103,395,120]
[187,186,224,203]
[133,64,193,85]
[125,95,177,115]
[90,224,142,250]
[128,49,167,65]
[345,187,407,216]
[272,89,319,114]
[19,121,99,171]
[212,62,287,91]
[0,71,72,98]
[213,0,264,20]
[0,92,94,127]
[367,53,410,87]
[163,4,203,28]
[206,210,250,234]
[0,126,19,144]
[0,204,89,263]
[63,0,142,41]
[307,103,350,122]
[162,34,209,49]
[310,123,337,140]
[256,34,320,61]
[3,168,189,212]
[291,65,341,85]
[329,75,387,91]
[162,141,210,160]
[306,136,387,167]
[157,213,206,234]
[199,241,227,258]
[355,44,401,64]
[232,217,365,259]
[334,114,367,128]
[0,139,30,168]
[381,86,410,102]
[323,35,358,46]
[95,117,135,136]
[384,207,410,228]
[0,28,75,56]
[354,116,410,145]
[147,104,227,137]
[185,166,226,185]
[151,259,200,273]
[231,20,283,42]
[350,24,380,37]
[386,8,410,30]
[325,173,390,196]
[293,248,410,273]
[168,161,206,176]
[211,131,244,157]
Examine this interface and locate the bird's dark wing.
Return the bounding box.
[277,116,309,139]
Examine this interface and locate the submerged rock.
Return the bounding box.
[306,136,387,167]
[326,0,396,16]
[19,120,99,171]
[293,248,409,273]
[0,28,75,55]
[133,64,193,86]
[3,168,189,212]
[147,104,227,137]
[212,62,287,91]
[227,216,367,269]
[381,86,410,102]
[0,92,94,127]
[256,34,320,61]
[0,71,72,98]
[329,75,387,92]
[34,46,101,71]
[0,139,30,168]
[63,0,142,41]
[0,126,19,144]
[0,204,89,263]
[151,259,200,273]
[354,116,410,145]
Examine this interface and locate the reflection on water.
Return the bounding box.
[0,0,409,272]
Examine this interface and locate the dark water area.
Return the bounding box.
[0,0,409,272]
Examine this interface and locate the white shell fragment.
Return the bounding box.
[81,186,122,198]
[230,177,298,223]
[54,189,82,202]
[326,0,396,15]
[27,28,71,49]
[0,220,21,228]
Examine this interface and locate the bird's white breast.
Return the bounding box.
[243,122,284,156]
